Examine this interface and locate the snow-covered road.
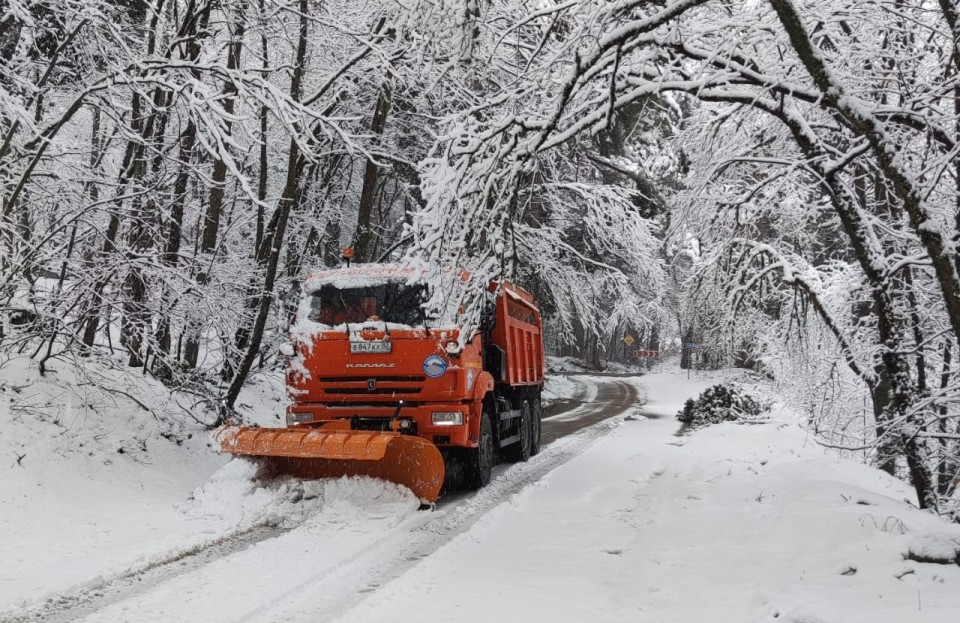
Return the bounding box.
[1,375,641,623]
[336,370,960,623]
[6,369,960,623]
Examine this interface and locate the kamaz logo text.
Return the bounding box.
[345,363,396,368]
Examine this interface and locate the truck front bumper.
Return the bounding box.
[286,403,475,448]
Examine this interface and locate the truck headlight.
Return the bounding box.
[286,411,313,425]
[431,411,463,426]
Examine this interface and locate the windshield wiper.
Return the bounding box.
[418,304,430,331]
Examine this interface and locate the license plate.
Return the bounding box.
[350,341,392,354]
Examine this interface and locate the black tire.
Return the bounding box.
[504,400,532,462]
[530,397,542,456]
[440,449,463,492]
[465,411,494,490]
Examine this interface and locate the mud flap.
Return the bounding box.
[218,425,445,503]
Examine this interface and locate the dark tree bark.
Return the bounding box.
[937,341,955,496]
[352,80,393,262]
[185,8,247,365]
[222,0,310,415]
[154,118,198,368]
[201,0,246,256]
[255,0,269,255]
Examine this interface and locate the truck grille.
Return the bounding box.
[318,376,426,397]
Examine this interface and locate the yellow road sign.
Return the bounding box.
[623,335,635,346]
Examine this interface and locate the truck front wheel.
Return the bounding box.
[465,411,494,490]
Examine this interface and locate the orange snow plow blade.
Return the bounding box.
[217,424,445,502]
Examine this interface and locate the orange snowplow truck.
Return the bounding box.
[218,263,545,503]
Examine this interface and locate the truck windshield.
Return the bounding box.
[307,283,428,326]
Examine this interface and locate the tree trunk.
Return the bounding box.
[79,0,173,351]
[255,2,269,255]
[201,0,246,257]
[222,0,310,415]
[937,341,954,496]
[154,119,198,371]
[352,81,393,262]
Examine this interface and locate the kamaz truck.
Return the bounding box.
[218,262,545,502]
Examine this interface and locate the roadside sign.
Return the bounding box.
[623,335,635,346]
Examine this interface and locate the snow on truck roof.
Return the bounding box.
[303,263,425,292]
[503,282,536,305]
[303,264,537,307]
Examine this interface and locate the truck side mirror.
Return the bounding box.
[480,300,496,333]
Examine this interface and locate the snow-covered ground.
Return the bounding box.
[546,354,653,375]
[541,372,580,406]
[3,359,960,622]
[0,355,286,615]
[337,370,960,622]
[0,353,589,619]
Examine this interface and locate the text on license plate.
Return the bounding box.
[350,341,392,354]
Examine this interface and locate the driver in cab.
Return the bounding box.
[318,294,380,325]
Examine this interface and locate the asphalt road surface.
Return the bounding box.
[540,376,641,445]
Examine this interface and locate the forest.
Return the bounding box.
[1,0,959,519]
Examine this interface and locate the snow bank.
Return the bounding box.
[637,365,734,418]
[188,466,417,534]
[0,356,211,612]
[546,355,596,372]
[907,531,960,565]
[542,374,579,405]
[0,354,275,614]
[546,355,646,374]
[185,459,326,530]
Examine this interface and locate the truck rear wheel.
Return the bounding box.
[504,400,532,462]
[465,411,494,490]
[530,398,542,456]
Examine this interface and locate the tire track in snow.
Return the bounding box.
[0,524,280,623]
[261,379,644,623]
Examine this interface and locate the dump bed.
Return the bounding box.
[489,282,545,386]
